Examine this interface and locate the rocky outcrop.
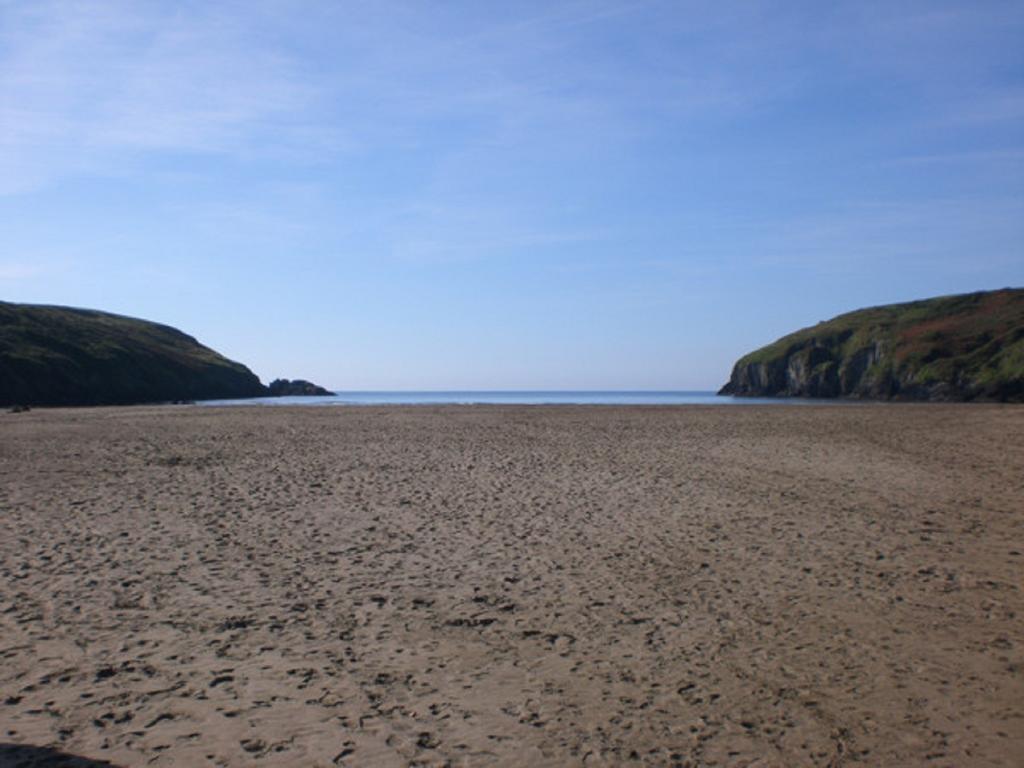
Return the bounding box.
[267,379,333,397]
[720,288,1024,402]
[0,302,268,406]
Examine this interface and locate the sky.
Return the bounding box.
[2,0,1022,390]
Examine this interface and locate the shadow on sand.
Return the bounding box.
[0,744,120,768]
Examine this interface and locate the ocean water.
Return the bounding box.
[198,390,832,406]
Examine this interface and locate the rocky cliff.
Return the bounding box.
[0,302,268,406]
[720,288,1024,402]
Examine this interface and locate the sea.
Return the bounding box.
[198,391,833,406]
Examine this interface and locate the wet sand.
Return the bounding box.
[1,404,1022,767]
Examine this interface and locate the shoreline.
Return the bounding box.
[12,398,1006,415]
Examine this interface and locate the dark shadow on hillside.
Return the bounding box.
[0,744,120,768]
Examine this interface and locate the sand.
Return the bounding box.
[0,404,1022,767]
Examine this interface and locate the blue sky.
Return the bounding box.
[2,1,1022,389]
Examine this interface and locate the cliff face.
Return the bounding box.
[0,302,268,406]
[720,288,1024,402]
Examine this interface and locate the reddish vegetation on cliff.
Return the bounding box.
[720,288,1024,401]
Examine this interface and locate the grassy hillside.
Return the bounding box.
[0,302,267,406]
[721,288,1024,401]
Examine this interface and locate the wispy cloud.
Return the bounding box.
[0,260,50,281]
[0,0,816,195]
[745,197,1024,273]
[3,0,1022,272]
[887,149,1024,167]
[943,88,1024,126]
[0,1,323,192]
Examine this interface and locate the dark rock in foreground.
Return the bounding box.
[720,288,1024,402]
[267,379,333,397]
[0,302,267,406]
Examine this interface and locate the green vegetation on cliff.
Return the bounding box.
[720,288,1024,401]
[0,302,268,406]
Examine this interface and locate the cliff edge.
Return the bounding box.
[719,288,1024,402]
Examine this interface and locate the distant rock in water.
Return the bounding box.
[720,288,1024,402]
[267,378,333,397]
[0,302,267,406]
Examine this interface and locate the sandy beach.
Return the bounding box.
[1,404,1021,767]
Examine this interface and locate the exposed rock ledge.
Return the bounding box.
[267,379,334,397]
